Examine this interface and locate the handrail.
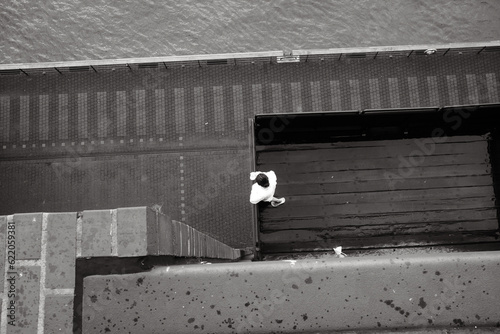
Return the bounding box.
[0,51,284,70]
[292,40,500,56]
[0,41,499,74]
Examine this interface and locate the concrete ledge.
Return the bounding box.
[1,41,498,72]
[157,216,241,260]
[80,210,114,257]
[116,207,149,257]
[0,51,284,70]
[45,213,76,289]
[0,207,240,333]
[292,40,500,56]
[13,213,43,260]
[43,295,73,333]
[83,251,500,333]
[9,265,40,333]
[77,207,240,260]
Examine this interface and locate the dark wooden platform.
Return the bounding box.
[254,106,500,256]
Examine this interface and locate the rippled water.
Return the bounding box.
[0,0,499,64]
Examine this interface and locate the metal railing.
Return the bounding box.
[0,51,284,76]
[0,41,499,76]
[292,41,500,62]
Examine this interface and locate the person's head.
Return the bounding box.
[255,173,269,188]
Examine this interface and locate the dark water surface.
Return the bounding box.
[1,0,499,64]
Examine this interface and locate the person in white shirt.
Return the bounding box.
[249,170,285,207]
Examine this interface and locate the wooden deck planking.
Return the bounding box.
[261,197,494,220]
[256,135,498,252]
[273,153,490,174]
[261,210,498,232]
[291,185,492,202]
[258,134,487,148]
[257,136,489,164]
[260,219,499,242]
[276,175,494,195]
[261,186,495,214]
[276,163,490,185]
[260,231,499,254]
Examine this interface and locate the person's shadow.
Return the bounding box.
[257,201,271,209]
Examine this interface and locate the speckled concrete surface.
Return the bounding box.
[83,251,500,333]
[12,213,42,260]
[45,212,76,289]
[0,207,242,333]
[8,266,40,334]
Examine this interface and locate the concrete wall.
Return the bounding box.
[77,207,241,259]
[0,207,241,333]
[83,251,500,333]
[0,213,75,334]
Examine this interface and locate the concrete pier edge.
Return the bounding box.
[82,251,500,333]
[1,41,499,71]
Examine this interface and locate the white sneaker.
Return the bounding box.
[271,198,285,207]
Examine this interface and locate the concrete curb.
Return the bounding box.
[83,251,500,333]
